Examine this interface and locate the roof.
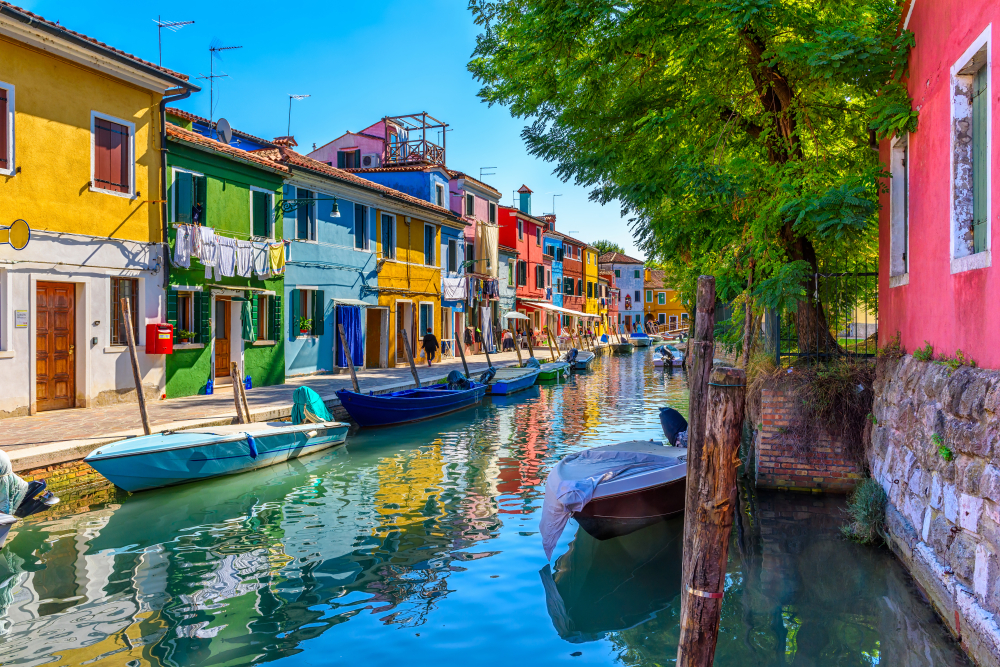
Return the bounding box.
[517,184,533,193]
[498,244,519,255]
[253,146,465,224]
[500,204,548,225]
[344,164,448,175]
[166,123,288,174]
[446,170,501,197]
[599,251,644,265]
[0,2,195,87]
[166,108,274,147]
[273,136,298,147]
[645,268,666,289]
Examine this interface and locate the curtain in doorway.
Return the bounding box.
[336,305,363,368]
[241,298,257,343]
[481,306,496,353]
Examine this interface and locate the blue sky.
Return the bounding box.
[24,0,643,258]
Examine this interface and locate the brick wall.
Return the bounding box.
[22,459,107,491]
[755,387,862,493]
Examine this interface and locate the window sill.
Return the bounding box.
[90,185,135,200]
[252,340,276,347]
[889,273,909,288]
[296,335,320,340]
[173,343,205,350]
[0,350,14,359]
[104,345,127,353]
[292,238,318,244]
[951,251,991,274]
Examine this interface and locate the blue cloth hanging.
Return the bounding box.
[335,305,364,368]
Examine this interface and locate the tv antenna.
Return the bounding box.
[153,17,194,67]
[198,40,242,130]
[288,94,310,137]
[479,167,496,181]
[549,194,563,215]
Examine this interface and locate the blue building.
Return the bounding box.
[439,221,466,355]
[544,232,565,331]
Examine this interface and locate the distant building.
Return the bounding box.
[643,268,687,331]
[599,252,645,332]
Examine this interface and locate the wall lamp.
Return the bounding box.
[276,196,341,218]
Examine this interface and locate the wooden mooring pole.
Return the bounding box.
[400,329,422,388]
[338,323,361,393]
[456,329,472,376]
[120,297,151,435]
[676,276,748,667]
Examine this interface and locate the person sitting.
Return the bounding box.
[422,328,439,367]
[0,450,28,517]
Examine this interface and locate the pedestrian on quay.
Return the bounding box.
[422,328,439,367]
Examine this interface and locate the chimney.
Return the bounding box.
[273,136,298,147]
[517,184,533,215]
[543,214,555,230]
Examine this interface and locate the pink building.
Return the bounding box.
[879,2,1000,368]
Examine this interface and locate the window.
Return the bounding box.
[645,290,653,303]
[296,188,316,241]
[669,315,678,329]
[546,270,551,287]
[419,303,434,336]
[681,312,689,322]
[256,294,272,340]
[448,239,458,272]
[292,288,325,337]
[535,264,545,288]
[436,183,446,207]
[0,82,12,175]
[517,219,523,240]
[176,292,193,338]
[536,228,542,246]
[251,189,273,238]
[587,282,593,298]
[111,278,138,346]
[92,113,133,196]
[508,260,516,286]
[577,278,583,296]
[614,269,620,278]
[424,225,436,266]
[381,214,396,259]
[173,169,207,224]
[517,260,528,286]
[657,292,666,305]
[634,290,641,302]
[465,193,475,216]
[951,32,991,271]
[354,203,369,250]
[564,277,574,295]
[466,242,475,270]
[890,134,909,279]
[337,149,361,168]
[634,269,640,279]
[659,313,666,325]
[489,202,497,223]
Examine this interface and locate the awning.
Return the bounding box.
[503,311,529,320]
[332,298,372,307]
[520,299,599,319]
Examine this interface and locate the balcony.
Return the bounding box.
[383,112,448,167]
[385,138,445,167]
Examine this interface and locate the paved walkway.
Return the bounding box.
[4,351,527,470]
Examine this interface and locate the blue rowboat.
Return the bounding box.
[488,366,541,395]
[85,421,350,492]
[336,382,486,427]
[629,333,651,347]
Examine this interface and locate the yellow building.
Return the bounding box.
[0,6,198,416]
[584,245,600,316]
[597,275,610,332]
[374,206,467,367]
[644,268,688,331]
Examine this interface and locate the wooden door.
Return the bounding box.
[365,309,381,369]
[36,282,75,411]
[214,299,231,381]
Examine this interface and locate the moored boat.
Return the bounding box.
[536,360,572,383]
[567,350,595,371]
[629,332,651,347]
[488,366,541,395]
[336,380,487,427]
[654,344,684,367]
[610,341,634,353]
[85,420,350,492]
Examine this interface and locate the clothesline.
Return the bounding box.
[171,223,286,280]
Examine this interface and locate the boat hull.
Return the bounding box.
[611,343,634,353]
[86,423,350,493]
[630,336,651,347]
[571,352,595,371]
[336,383,486,427]
[488,368,541,395]
[537,361,571,383]
[574,476,687,540]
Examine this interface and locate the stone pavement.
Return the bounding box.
[3,351,524,471]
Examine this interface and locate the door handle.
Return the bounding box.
[69,345,75,355]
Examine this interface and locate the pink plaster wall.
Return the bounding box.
[309,132,385,165]
[879,1,1000,368]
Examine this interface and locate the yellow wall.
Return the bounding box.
[375,210,443,367]
[584,248,599,314]
[643,270,687,329]
[0,36,160,241]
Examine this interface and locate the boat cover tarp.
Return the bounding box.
[291,386,332,425]
[540,450,680,559]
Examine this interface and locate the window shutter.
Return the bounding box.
[313,290,325,336]
[194,174,208,225]
[252,191,270,237]
[0,88,7,170]
[337,152,346,168]
[166,290,178,342]
[198,291,211,343]
[270,294,281,341]
[175,172,193,223]
[251,292,259,336]
[289,289,300,339]
[354,149,361,166]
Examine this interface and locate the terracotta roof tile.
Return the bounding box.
[598,251,644,265]
[166,123,288,173]
[256,147,465,224]
[0,2,193,84]
[445,170,501,197]
[165,108,274,147]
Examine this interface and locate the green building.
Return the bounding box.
[163,113,289,398]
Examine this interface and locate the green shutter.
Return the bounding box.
[252,191,270,238]
[251,292,259,338]
[289,289,300,339]
[166,290,178,341]
[354,149,361,166]
[198,291,211,343]
[337,152,346,168]
[194,174,208,225]
[175,172,193,223]
[270,294,281,342]
[313,290,325,336]
[973,66,988,254]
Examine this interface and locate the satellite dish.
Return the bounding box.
[216,118,233,145]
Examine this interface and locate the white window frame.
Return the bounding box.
[418,300,435,336]
[950,25,992,274]
[535,228,541,246]
[657,292,666,305]
[645,289,652,303]
[889,133,910,286]
[465,193,475,216]
[293,186,317,242]
[517,219,523,240]
[296,289,316,338]
[90,110,136,199]
[489,202,497,224]
[171,166,205,223]
[381,213,396,259]
[249,186,275,239]
[436,183,446,207]
[448,238,459,273]
[0,81,14,177]
[257,293,272,341]
[658,313,666,325]
[423,223,437,267]
[669,315,678,328]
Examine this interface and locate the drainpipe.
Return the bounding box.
[159,87,195,289]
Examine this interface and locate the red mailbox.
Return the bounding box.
[146,323,174,355]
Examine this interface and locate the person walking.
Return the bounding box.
[422,328,439,367]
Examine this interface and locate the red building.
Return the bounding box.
[879,3,1000,367]
[498,185,552,334]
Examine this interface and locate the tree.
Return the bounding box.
[591,240,625,256]
[468,0,913,354]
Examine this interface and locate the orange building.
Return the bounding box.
[643,268,687,331]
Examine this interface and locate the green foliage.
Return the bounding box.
[932,433,953,461]
[298,316,313,332]
[913,341,934,362]
[591,240,625,255]
[467,0,911,337]
[878,331,904,359]
[936,349,978,370]
[176,329,198,340]
[841,478,887,545]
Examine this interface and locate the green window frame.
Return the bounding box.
[645,290,652,303]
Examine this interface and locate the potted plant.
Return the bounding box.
[176,329,197,344]
[298,316,313,335]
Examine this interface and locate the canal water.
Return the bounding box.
[0,351,969,666]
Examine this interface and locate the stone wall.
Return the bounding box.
[871,355,1000,666]
[755,386,863,493]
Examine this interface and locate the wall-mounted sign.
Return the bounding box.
[1,219,30,250]
[14,310,28,328]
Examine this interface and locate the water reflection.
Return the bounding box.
[0,352,968,666]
